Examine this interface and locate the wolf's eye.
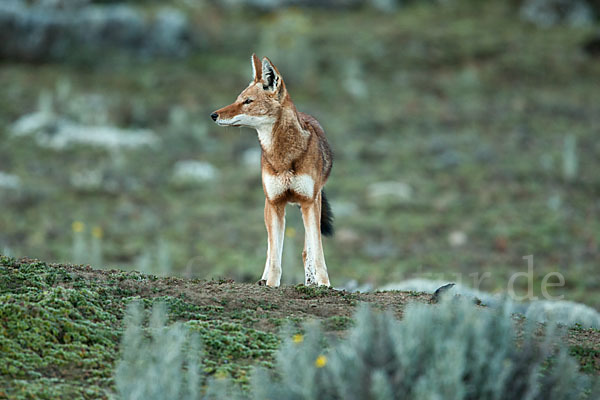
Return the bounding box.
[243,98,253,105]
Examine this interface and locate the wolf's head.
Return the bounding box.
[210,54,288,129]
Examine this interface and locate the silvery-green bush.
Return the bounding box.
[115,300,598,400]
[114,303,205,400]
[519,0,596,27]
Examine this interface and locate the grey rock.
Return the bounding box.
[218,0,363,10]
[171,160,218,185]
[0,172,21,190]
[0,0,192,62]
[11,111,158,150]
[520,0,595,27]
[379,278,600,328]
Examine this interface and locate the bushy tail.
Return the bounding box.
[320,190,334,237]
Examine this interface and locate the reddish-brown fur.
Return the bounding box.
[211,54,333,287]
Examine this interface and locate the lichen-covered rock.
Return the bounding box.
[380,278,600,329]
[171,160,219,186]
[519,0,596,27]
[0,0,192,62]
[0,172,21,190]
[11,111,158,151]
[218,0,364,10]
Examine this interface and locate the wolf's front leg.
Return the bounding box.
[261,199,285,287]
[301,193,330,287]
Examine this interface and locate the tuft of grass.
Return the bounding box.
[293,284,359,303]
[323,315,354,331]
[185,319,279,385]
[293,284,338,299]
[129,295,225,322]
[569,345,600,374]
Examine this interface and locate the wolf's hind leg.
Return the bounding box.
[262,199,285,287]
[301,192,330,287]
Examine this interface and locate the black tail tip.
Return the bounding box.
[321,190,334,237]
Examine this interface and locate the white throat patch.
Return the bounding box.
[217,114,275,151]
[256,124,274,151]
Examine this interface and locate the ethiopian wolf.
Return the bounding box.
[211,54,334,287]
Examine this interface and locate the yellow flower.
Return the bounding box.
[285,227,296,238]
[92,226,103,239]
[72,221,85,233]
[315,355,327,368]
[292,334,304,344]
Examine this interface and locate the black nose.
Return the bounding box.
[210,112,218,121]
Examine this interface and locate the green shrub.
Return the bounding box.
[115,299,599,400]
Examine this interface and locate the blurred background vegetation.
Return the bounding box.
[0,0,599,307]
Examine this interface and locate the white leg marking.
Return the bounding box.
[303,208,317,285]
[264,204,285,287]
[270,212,285,286]
[301,200,330,286]
[261,239,270,281]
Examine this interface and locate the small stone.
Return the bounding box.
[367,181,413,203]
[172,160,218,185]
[448,231,467,247]
[0,172,21,189]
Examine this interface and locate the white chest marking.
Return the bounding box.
[292,174,315,199]
[262,172,315,200]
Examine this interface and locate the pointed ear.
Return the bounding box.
[251,53,262,82]
[261,57,281,93]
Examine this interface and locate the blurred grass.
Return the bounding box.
[0,1,598,307]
